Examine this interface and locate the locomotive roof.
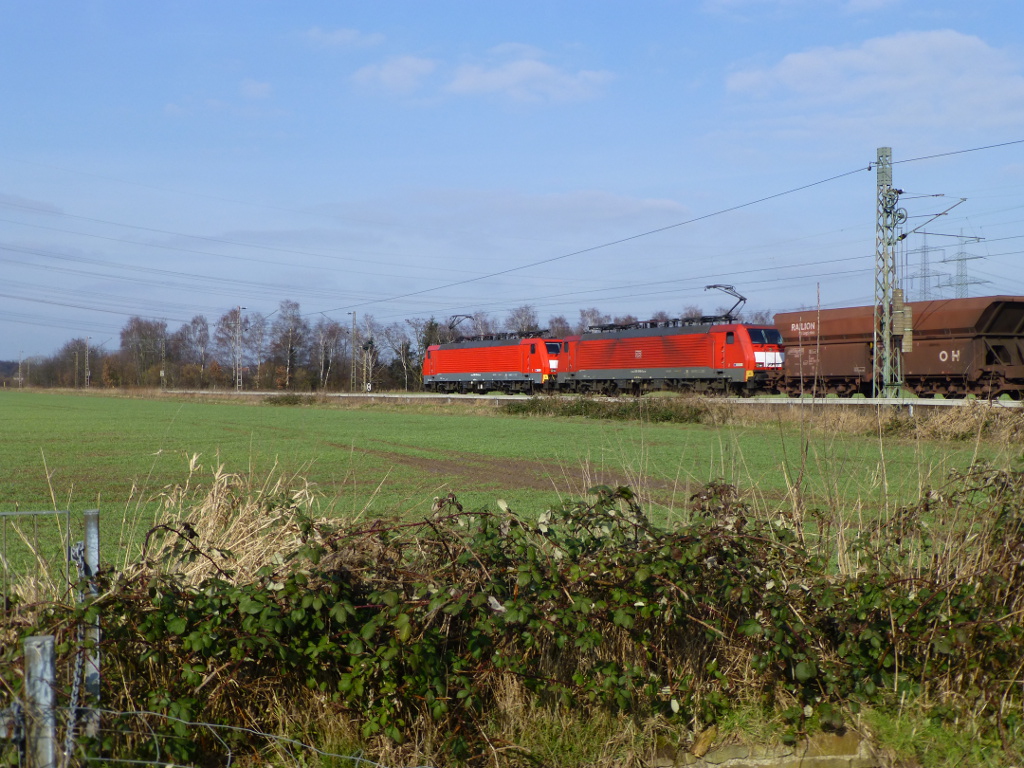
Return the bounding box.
[584,314,737,334]
[433,334,559,350]
[452,330,552,342]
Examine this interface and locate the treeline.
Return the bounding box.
[3,301,771,391]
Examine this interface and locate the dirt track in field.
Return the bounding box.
[335,441,681,506]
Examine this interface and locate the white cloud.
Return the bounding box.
[727,30,1024,131]
[352,56,437,93]
[240,79,272,99]
[306,26,384,49]
[447,47,612,102]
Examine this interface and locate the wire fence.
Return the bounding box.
[2,702,436,768]
[1,509,73,604]
[0,506,427,768]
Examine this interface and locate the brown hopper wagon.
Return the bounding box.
[774,296,1024,399]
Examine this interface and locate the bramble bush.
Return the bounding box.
[2,466,1023,765]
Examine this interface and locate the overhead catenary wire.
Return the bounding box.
[892,138,1024,167]
[2,139,1022,345]
[315,138,1024,318]
[314,165,874,316]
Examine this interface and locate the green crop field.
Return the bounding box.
[0,389,1015,569]
[1,390,1007,510]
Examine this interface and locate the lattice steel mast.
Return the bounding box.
[873,147,909,398]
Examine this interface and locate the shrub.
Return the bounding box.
[3,468,1023,766]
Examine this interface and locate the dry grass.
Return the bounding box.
[737,398,1024,442]
[125,455,325,585]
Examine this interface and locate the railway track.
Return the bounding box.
[168,390,1022,409]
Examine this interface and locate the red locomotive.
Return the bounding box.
[421,321,783,396]
[421,285,784,396]
[422,335,563,394]
[557,319,782,395]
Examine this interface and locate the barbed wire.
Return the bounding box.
[3,701,438,767]
[60,706,437,768]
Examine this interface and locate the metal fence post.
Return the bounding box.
[82,509,101,738]
[24,636,56,768]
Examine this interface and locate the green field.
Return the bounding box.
[0,389,1013,568]
[2,391,1006,508]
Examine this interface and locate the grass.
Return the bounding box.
[0,388,1018,572]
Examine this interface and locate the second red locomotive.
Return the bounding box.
[558,319,782,395]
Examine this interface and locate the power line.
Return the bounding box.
[339,139,1024,321]
[0,200,476,275]
[0,216,474,281]
[316,166,873,316]
[893,138,1024,167]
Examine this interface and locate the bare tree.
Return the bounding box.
[504,304,540,335]
[681,304,704,320]
[548,314,572,337]
[119,317,168,386]
[212,308,242,367]
[576,307,610,333]
[169,314,211,386]
[246,312,270,389]
[212,307,251,389]
[382,322,415,390]
[612,314,639,326]
[468,311,496,337]
[312,315,345,390]
[649,310,672,323]
[406,317,443,389]
[38,338,91,387]
[269,300,311,389]
[186,315,210,369]
[356,314,387,390]
[745,309,773,324]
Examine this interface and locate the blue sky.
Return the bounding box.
[2,0,1023,360]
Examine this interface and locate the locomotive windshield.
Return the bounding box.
[748,328,783,345]
[545,342,561,355]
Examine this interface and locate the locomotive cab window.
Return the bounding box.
[726,332,735,344]
[748,328,783,345]
[530,344,536,354]
[545,342,561,355]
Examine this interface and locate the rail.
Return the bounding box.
[163,389,1023,409]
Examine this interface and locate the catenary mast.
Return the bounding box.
[873,147,910,398]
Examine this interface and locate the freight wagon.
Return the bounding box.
[774,296,1024,398]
